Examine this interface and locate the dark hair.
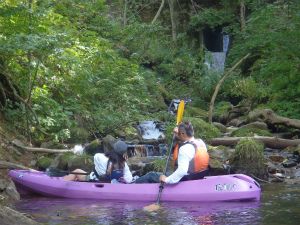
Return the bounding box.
[178,121,194,137]
[104,150,126,175]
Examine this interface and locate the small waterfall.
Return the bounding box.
[168,99,181,114]
[223,34,230,52]
[71,144,85,155]
[211,52,227,72]
[205,34,229,73]
[127,144,168,157]
[137,121,165,140]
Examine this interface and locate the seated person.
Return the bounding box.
[135,121,209,184]
[63,141,133,183]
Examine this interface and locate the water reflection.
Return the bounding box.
[15,196,262,224]
[260,183,300,225]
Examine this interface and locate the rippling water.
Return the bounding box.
[14,183,300,225]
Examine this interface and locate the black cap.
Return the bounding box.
[113,141,128,155]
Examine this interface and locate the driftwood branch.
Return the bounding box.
[208,53,251,123]
[209,136,300,149]
[152,0,165,23]
[250,174,269,183]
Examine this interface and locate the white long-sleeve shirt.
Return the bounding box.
[165,138,207,184]
[91,153,133,183]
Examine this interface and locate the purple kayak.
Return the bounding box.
[9,169,261,202]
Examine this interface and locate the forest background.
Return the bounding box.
[0,0,299,146]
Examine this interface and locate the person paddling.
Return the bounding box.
[63,141,133,183]
[135,121,209,184]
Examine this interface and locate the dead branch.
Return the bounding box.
[208,53,251,123]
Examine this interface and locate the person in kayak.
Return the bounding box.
[135,121,209,184]
[63,140,133,183]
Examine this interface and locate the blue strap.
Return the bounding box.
[105,170,123,181]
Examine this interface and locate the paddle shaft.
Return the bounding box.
[156,132,176,205]
[66,172,90,175]
[45,167,90,177]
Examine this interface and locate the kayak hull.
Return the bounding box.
[9,170,261,202]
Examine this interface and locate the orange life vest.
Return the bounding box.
[173,140,209,173]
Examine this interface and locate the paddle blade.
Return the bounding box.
[143,204,164,211]
[45,167,69,177]
[176,100,184,125]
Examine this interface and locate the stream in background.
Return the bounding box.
[14,182,300,225]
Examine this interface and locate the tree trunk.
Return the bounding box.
[26,0,33,144]
[123,0,127,26]
[240,0,246,30]
[209,136,300,149]
[208,53,250,123]
[169,0,177,41]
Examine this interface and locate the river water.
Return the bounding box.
[14,182,300,225]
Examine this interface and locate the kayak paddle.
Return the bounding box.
[45,167,90,177]
[144,100,184,211]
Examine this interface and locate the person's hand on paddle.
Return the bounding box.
[159,174,167,183]
[172,126,179,138]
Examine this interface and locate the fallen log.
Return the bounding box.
[248,109,300,129]
[209,136,300,149]
[1,132,73,153]
[0,161,33,170]
[15,145,73,153]
[11,141,73,153]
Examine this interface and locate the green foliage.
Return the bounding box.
[212,101,232,118]
[267,100,300,119]
[152,158,166,173]
[227,1,300,117]
[189,1,239,31]
[1,0,300,144]
[230,77,270,108]
[68,128,89,143]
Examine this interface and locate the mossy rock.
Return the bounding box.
[123,126,142,140]
[37,157,53,170]
[84,139,103,156]
[187,117,221,142]
[184,106,208,120]
[229,138,268,180]
[66,154,94,171]
[61,152,76,162]
[287,146,300,155]
[230,127,272,137]
[209,158,222,168]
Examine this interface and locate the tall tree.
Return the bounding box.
[240,0,246,30]
[169,0,177,41]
